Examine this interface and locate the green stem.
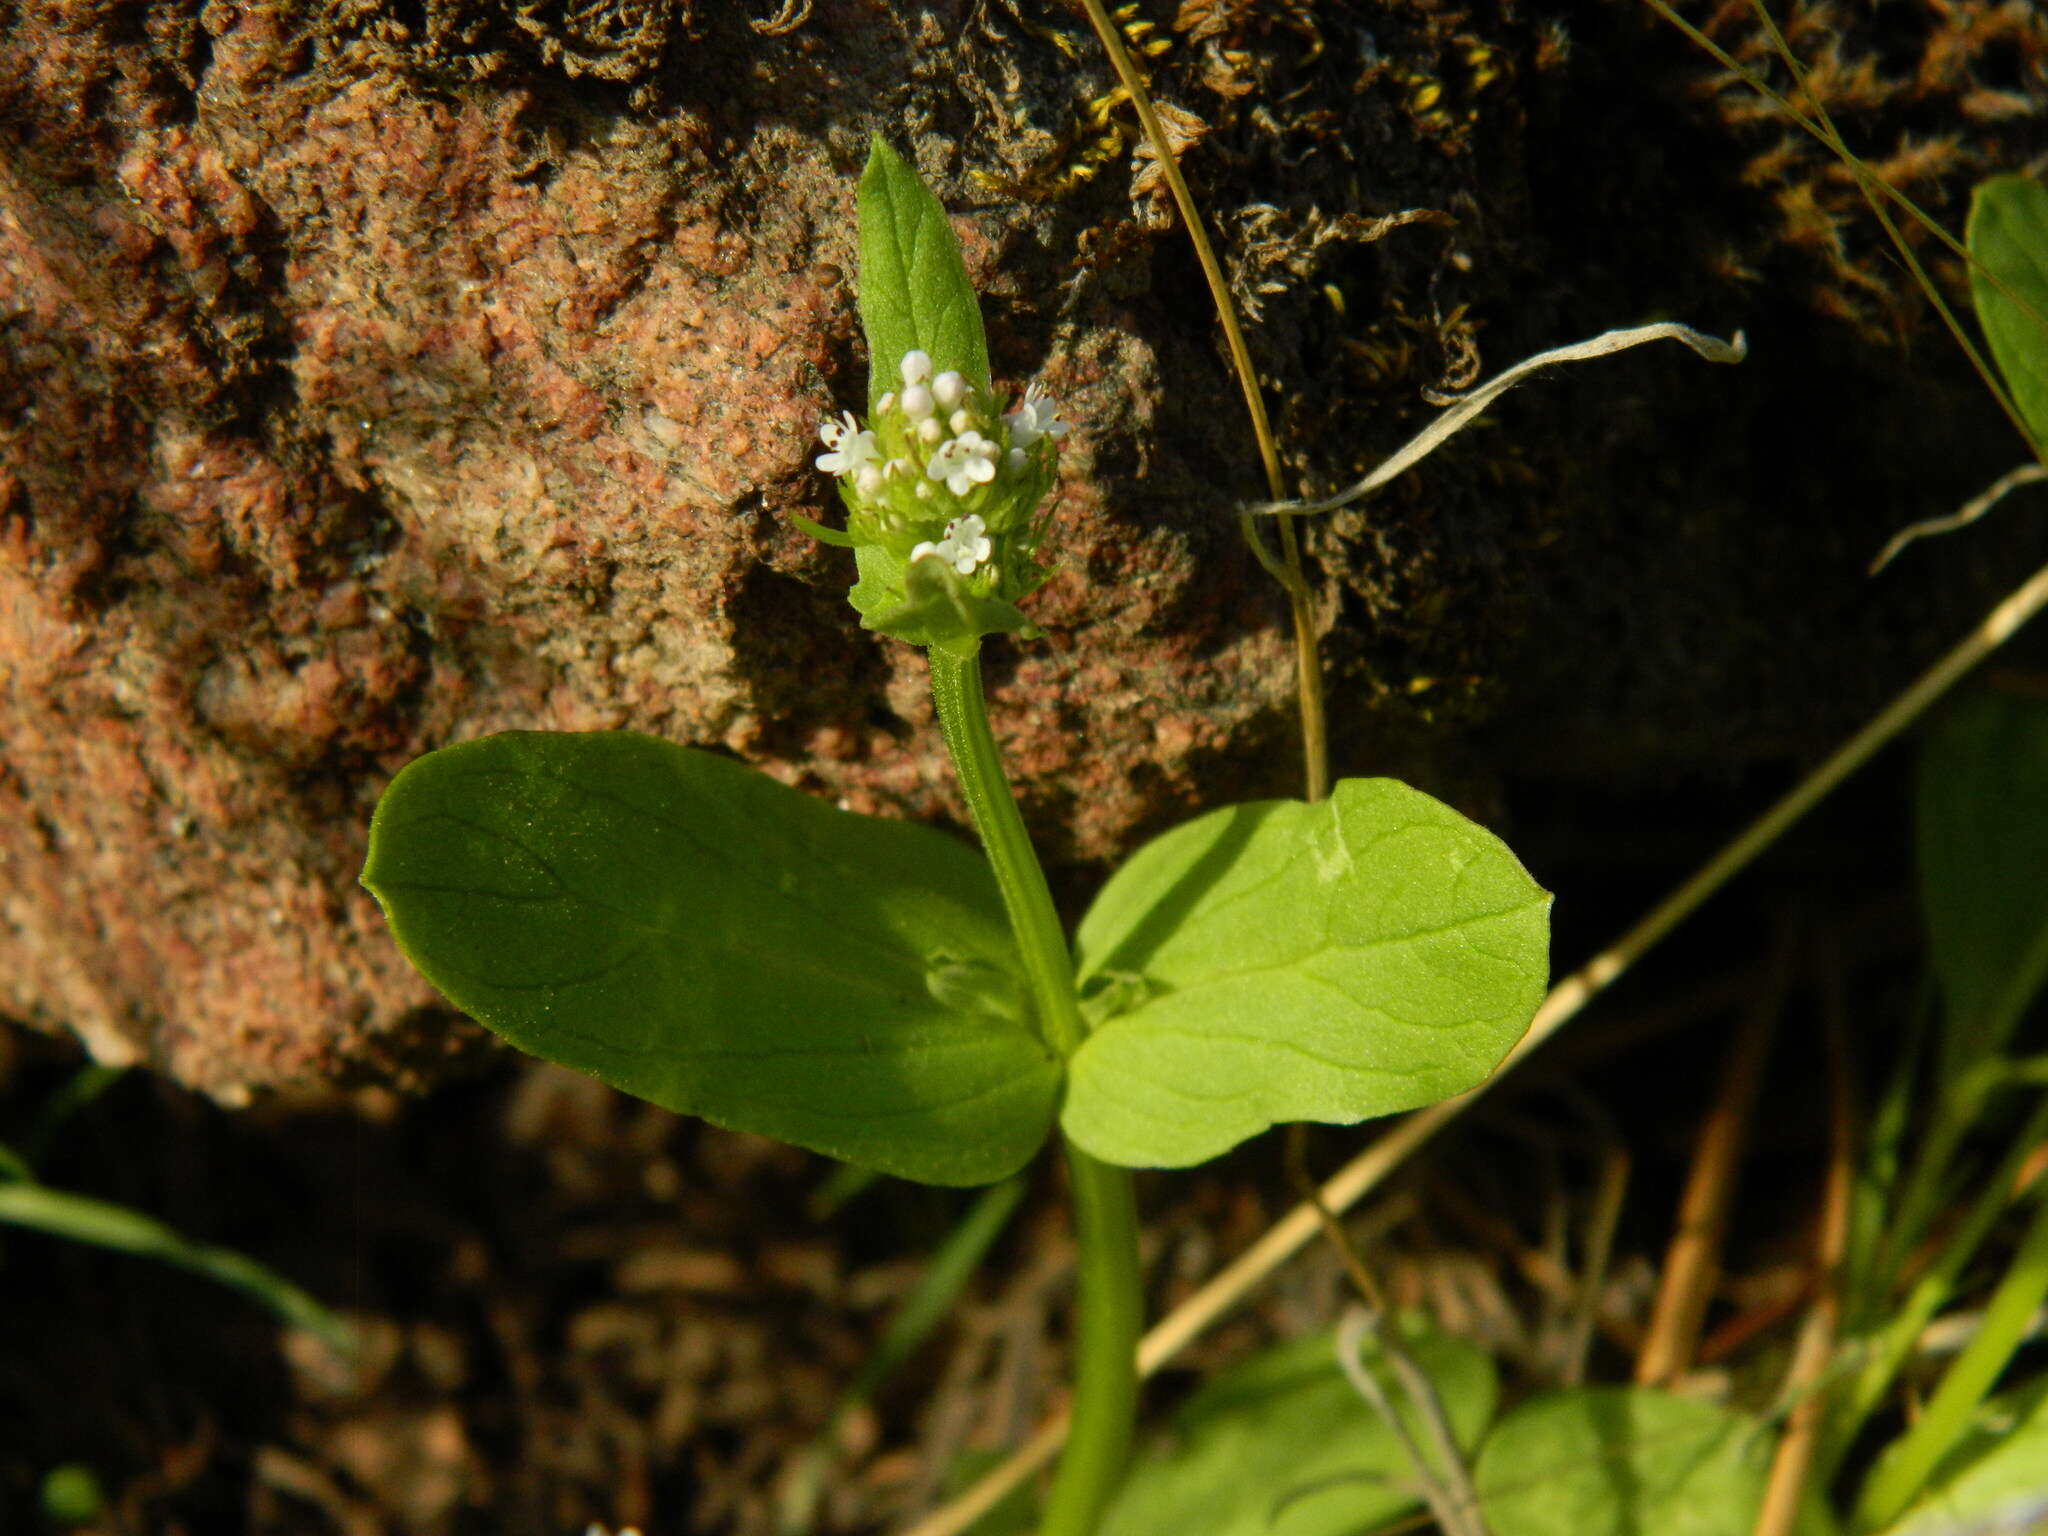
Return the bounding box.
[927,644,1143,1535]
[1042,1143,1144,1536]
[928,646,1086,1058]
[1853,1182,2048,1531]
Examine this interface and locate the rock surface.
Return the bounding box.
[2,0,2043,1097]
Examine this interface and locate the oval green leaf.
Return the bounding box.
[1475,1388,1835,1536]
[362,732,1058,1186]
[1102,1321,1497,1536]
[1063,778,1551,1168]
[1969,174,2048,449]
[858,136,992,411]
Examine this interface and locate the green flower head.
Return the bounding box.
[800,139,1067,656]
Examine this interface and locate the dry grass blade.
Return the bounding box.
[1287,1126,1486,1536]
[1871,463,2048,573]
[1335,1308,1490,1536]
[1635,927,1790,1387]
[1243,324,1747,520]
[1751,948,1856,1536]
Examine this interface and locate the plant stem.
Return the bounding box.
[927,643,1143,1534]
[928,646,1086,1057]
[1041,1142,1143,1536]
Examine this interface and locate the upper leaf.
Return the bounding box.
[1063,778,1550,1168]
[362,731,1058,1186]
[857,137,992,411]
[1968,174,2048,451]
[1917,691,2048,1086]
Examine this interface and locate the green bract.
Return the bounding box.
[1968,174,2048,450]
[803,139,1064,651]
[1064,780,1553,1167]
[856,136,991,411]
[361,732,1059,1186]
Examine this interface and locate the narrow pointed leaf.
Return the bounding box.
[1969,174,2048,449]
[363,732,1058,1186]
[1917,692,2048,1084]
[1063,778,1550,1168]
[0,1180,349,1348]
[858,137,991,410]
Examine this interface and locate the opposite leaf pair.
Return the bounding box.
[361,730,1549,1187]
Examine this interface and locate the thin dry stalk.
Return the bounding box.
[1871,464,2048,573]
[1071,0,1328,800]
[1752,947,1857,1536]
[1563,1149,1631,1388]
[1636,928,1792,1386]
[1335,1308,1489,1536]
[1287,1128,1487,1536]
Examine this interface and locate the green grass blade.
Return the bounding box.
[778,1175,1028,1534]
[0,1180,351,1350]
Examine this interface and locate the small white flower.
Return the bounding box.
[1007,447,1028,471]
[927,431,999,495]
[900,383,935,419]
[878,391,897,414]
[855,464,883,494]
[949,408,973,434]
[1004,384,1067,450]
[900,350,933,386]
[911,514,995,575]
[932,370,966,409]
[815,412,880,476]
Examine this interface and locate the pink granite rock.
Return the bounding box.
[1,0,2032,1097]
[0,2,1304,1096]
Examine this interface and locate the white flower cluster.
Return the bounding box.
[811,349,1064,580]
[910,514,994,575]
